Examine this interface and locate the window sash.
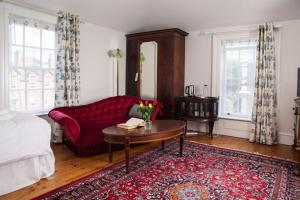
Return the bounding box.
[219,39,257,120]
[8,14,56,113]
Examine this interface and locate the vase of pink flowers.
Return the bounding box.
[138,100,158,130]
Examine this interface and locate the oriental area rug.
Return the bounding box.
[33,141,300,200]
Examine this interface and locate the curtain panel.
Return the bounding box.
[250,23,277,145]
[53,11,80,143]
[55,11,80,107]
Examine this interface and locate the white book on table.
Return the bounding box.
[117,118,145,129]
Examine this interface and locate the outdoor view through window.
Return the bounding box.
[219,39,257,120]
[9,15,56,113]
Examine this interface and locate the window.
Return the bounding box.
[213,33,257,120]
[8,14,56,113]
[219,39,256,119]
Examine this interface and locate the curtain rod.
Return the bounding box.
[1,0,85,23]
[198,24,282,35]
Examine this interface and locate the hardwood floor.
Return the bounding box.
[1,134,299,200]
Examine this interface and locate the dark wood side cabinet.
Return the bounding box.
[294,98,300,149]
[175,96,219,138]
[125,29,188,117]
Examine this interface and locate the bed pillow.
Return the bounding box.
[128,104,143,119]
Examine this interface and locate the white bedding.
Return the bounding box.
[0,111,55,195]
[0,151,54,195]
[0,112,52,164]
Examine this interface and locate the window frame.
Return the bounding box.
[0,3,56,114]
[212,31,257,121]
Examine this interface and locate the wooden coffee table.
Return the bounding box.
[103,120,186,173]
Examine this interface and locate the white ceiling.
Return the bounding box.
[13,0,300,33]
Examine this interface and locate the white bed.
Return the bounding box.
[0,111,55,195]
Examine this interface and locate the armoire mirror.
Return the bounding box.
[126,29,188,117]
[139,41,158,99]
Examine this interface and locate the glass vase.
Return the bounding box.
[144,119,152,131]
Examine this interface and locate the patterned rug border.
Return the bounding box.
[32,147,153,199]
[186,140,299,165]
[32,140,298,199]
[32,143,172,199]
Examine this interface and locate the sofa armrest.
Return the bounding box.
[151,102,163,121]
[48,110,81,143]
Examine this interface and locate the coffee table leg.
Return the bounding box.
[108,143,112,163]
[162,140,165,150]
[125,139,130,173]
[180,134,184,157]
[208,121,214,138]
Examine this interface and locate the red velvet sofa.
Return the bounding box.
[48,96,162,156]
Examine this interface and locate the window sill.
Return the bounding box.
[219,116,252,122]
[31,110,52,116]
[33,112,49,116]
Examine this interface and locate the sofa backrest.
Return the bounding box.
[52,96,141,121]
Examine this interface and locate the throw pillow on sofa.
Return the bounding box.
[128,104,143,119]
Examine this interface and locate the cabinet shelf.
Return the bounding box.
[175,96,219,138]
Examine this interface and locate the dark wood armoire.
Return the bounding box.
[125,28,188,117]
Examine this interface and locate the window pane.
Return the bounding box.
[9,69,25,90]
[25,47,40,68]
[220,39,256,119]
[44,70,55,89]
[25,26,40,47]
[27,70,42,89]
[44,90,54,109]
[10,45,23,67]
[9,90,25,111]
[9,14,55,113]
[10,24,23,45]
[42,50,55,68]
[42,30,55,49]
[240,49,253,63]
[27,90,43,111]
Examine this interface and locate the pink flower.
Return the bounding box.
[153,99,158,106]
[145,100,149,105]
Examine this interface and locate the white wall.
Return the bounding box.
[79,22,126,104]
[0,4,5,110]
[185,19,300,145]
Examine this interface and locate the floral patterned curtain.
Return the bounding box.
[55,11,80,107]
[53,11,80,143]
[250,23,277,145]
